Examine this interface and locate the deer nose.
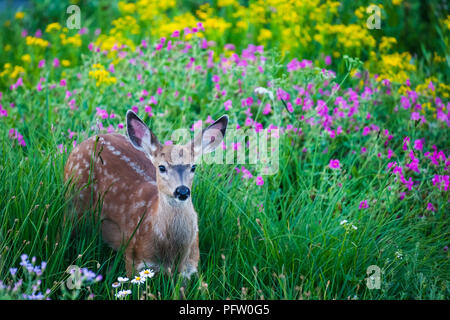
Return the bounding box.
[174,185,190,201]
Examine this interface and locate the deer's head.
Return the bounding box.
[126,110,228,203]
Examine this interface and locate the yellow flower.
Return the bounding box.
[4,44,12,52]
[21,54,31,64]
[26,36,49,48]
[443,15,450,30]
[60,33,82,47]
[392,0,403,5]
[118,1,136,14]
[88,64,116,87]
[46,22,62,33]
[236,20,248,30]
[218,0,238,7]
[379,36,397,53]
[62,60,71,67]
[257,28,272,43]
[10,65,25,79]
[15,12,25,20]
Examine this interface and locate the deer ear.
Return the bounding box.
[126,110,160,155]
[193,115,228,155]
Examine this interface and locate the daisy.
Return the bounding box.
[112,282,120,288]
[115,290,132,298]
[139,269,155,279]
[131,276,145,285]
[117,276,129,283]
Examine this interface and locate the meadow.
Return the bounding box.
[0,0,449,300]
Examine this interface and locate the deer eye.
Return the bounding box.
[191,165,196,172]
[158,165,167,173]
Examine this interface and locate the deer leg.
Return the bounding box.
[181,232,199,279]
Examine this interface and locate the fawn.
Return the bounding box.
[64,110,228,278]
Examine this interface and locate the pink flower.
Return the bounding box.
[359,200,369,209]
[413,139,423,151]
[144,105,153,117]
[426,202,435,212]
[224,99,232,111]
[60,79,67,87]
[95,107,108,119]
[262,103,271,115]
[212,75,220,83]
[53,58,60,68]
[329,159,340,169]
[38,59,45,68]
[191,119,202,131]
[387,149,393,159]
[256,176,264,186]
[325,55,332,66]
[286,102,294,113]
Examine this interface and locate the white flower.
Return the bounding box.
[112,282,120,288]
[395,251,403,259]
[117,276,129,283]
[351,224,358,230]
[340,219,348,225]
[115,289,132,298]
[254,87,274,101]
[139,269,155,279]
[131,276,145,285]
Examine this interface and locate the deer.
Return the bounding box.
[64,110,228,278]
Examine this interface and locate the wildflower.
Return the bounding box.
[426,203,435,212]
[117,277,129,283]
[413,139,423,151]
[115,290,132,298]
[131,276,145,285]
[15,12,25,20]
[224,99,232,111]
[10,268,18,276]
[139,269,155,279]
[112,282,120,288]
[359,200,369,209]
[256,176,264,186]
[254,87,274,101]
[329,159,340,169]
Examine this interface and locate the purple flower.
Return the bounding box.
[224,99,232,111]
[256,176,264,186]
[359,200,369,209]
[329,159,340,169]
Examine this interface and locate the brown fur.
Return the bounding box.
[64,133,199,277]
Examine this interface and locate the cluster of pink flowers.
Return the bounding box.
[9,128,26,147]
